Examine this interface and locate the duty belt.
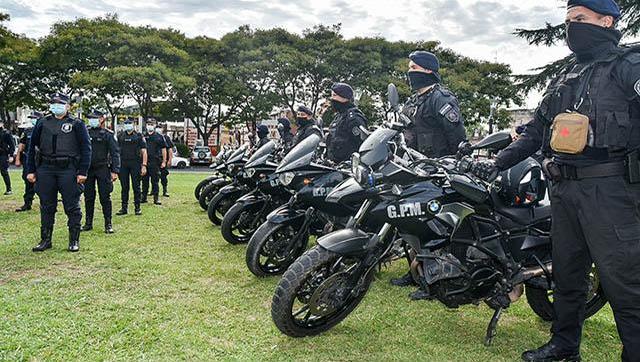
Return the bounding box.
[558,161,626,180]
[41,156,74,168]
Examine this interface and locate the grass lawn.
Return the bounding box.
[0,170,622,361]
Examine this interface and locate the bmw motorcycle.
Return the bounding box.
[206,145,253,225]
[194,145,233,202]
[270,85,606,344]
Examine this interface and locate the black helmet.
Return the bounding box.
[498,157,546,207]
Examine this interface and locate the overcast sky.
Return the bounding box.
[0,0,591,108]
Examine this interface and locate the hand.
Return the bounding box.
[26,173,36,183]
[161,162,166,169]
[111,172,118,182]
[141,165,147,176]
[470,160,500,182]
[8,157,13,164]
[77,175,87,184]
[14,159,21,167]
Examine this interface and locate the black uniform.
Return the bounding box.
[256,136,270,149]
[160,134,174,196]
[325,106,367,163]
[402,85,466,157]
[18,127,35,207]
[495,45,640,359]
[0,127,15,193]
[83,127,120,231]
[292,121,323,147]
[26,114,92,251]
[117,130,146,213]
[141,132,166,202]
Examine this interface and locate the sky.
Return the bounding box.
[0,0,588,108]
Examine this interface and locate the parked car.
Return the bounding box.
[171,152,190,169]
[191,146,213,165]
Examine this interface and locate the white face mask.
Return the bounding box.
[124,124,134,132]
[155,127,163,134]
[88,118,100,128]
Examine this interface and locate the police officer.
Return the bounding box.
[27,93,92,252]
[276,118,294,149]
[14,111,42,212]
[292,105,323,147]
[469,1,640,360]
[82,110,120,234]
[159,123,173,197]
[256,124,270,149]
[116,119,147,216]
[0,121,15,195]
[141,119,167,205]
[392,51,467,288]
[325,82,368,163]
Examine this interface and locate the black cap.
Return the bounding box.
[87,109,104,118]
[257,124,269,135]
[49,93,70,104]
[277,118,291,130]
[331,82,354,100]
[297,105,313,116]
[567,0,620,19]
[409,51,440,72]
[27,111,44,119]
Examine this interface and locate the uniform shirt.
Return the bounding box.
[292,123,323,147]
[88,127,121,173]
[163,135,174,152]
[144,132,167,165]
[325,106,368,163]
[26,114,92,176]
[117,131,146,164]
[0,128,15,157]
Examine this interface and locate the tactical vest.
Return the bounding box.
[145,134,163,164]
[540,48,640,158]
[39,116,80,158]
[327,107,366,162]
[293,123,322,147]
[119,131,141,162]
[89,128,110,167]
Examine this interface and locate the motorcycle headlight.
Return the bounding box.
[279,172,295,186]
[354,165,370,186]
[351,153,361,176]
[245,168,256,178]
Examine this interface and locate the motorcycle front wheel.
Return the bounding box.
[194,176,219,201]
[221,202,265,245]
[271,246,373,337]
[246,221,309,277]
[198,183,221,211]
[207,192,236,226]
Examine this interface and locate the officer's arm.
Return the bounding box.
[139,137,147,165]
[433,96,467,154]
[7,134,15,156]
[616,53,640,101]
[15,143,25,164]
[109,134,121,174]
[75,121,92,176]
[495,114,545,170]
[26,123,42,174]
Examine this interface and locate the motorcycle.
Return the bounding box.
[206,145,253,225]
[270,84,607,344]
[194,145,233,201]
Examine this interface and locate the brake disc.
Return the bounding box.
[308,271,351,317]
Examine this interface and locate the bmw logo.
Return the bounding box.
[428,200,441,214]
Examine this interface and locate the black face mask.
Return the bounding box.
[566,22,621,59]
[407,71,440,92]
[297,117,311,127]
[331,99,351,114]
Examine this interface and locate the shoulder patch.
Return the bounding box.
[635,79,640,97]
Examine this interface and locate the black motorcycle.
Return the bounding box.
[221,141,291,244]
[194,145,233,202]
[206,145,252,225]
[271,85,606,343]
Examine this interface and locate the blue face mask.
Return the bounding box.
[88,118,100,128]
[49,103,67,117]
[31,119,37,126]
[124,123,134,132]
[155,127,163,134]
[147,127,155,134]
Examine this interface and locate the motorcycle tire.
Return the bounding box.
[195,176,219,200]
[525,285,608,322]
[207,191,236,226]
[271,246,373,337]
[198,183,221,211]
[221,202,264,245]
[246,221,309,277]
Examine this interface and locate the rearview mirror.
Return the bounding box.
[387,83,400,111]
[471,132,512,151]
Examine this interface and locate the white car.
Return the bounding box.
[191,146,213,165]
[171,152,190,169]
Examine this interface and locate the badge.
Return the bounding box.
[445,109,460,123]
[61,123,73,133]
[634,79,640,97]
[352,126,360,136]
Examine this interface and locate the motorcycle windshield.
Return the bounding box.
[359,128,397,167]
[276,134,321,173]
[226,145,247,164]
[245,141,275,168]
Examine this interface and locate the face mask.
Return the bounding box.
[297,117,311,127]
[155,127,163,134]
[407,71,440,92]
[331,99,351,113]
[88,118,100,128]
[147,127,155,134]
[49,103,67,117]
[124,124,134,132]
[31,119,37,126]
[566,22,621,57]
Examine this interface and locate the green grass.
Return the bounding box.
[0,170,621,361]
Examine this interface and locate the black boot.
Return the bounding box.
[32,227,53,252]
[15,203,32,212]
[522,342,581,362]
[134,204,142,215]
[163,192,169,197]
[116,208,127,216]
[68,227,80,252]
[390,271,417,287]
[153,195,162,205]
[104,218,114,234]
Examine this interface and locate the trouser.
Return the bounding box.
[141,163,160,197]
[550,175,640,361]
[84,165,113,225]
[160,167,169,193]
[119,161,141,209]
[0,155,10,192]
[22,167,35,205]
[35,164,83,229]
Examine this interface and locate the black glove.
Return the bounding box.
[470,160,499,182]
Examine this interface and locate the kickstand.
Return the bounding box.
[484,307,503,346]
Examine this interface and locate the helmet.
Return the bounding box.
[498,157,546,207]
